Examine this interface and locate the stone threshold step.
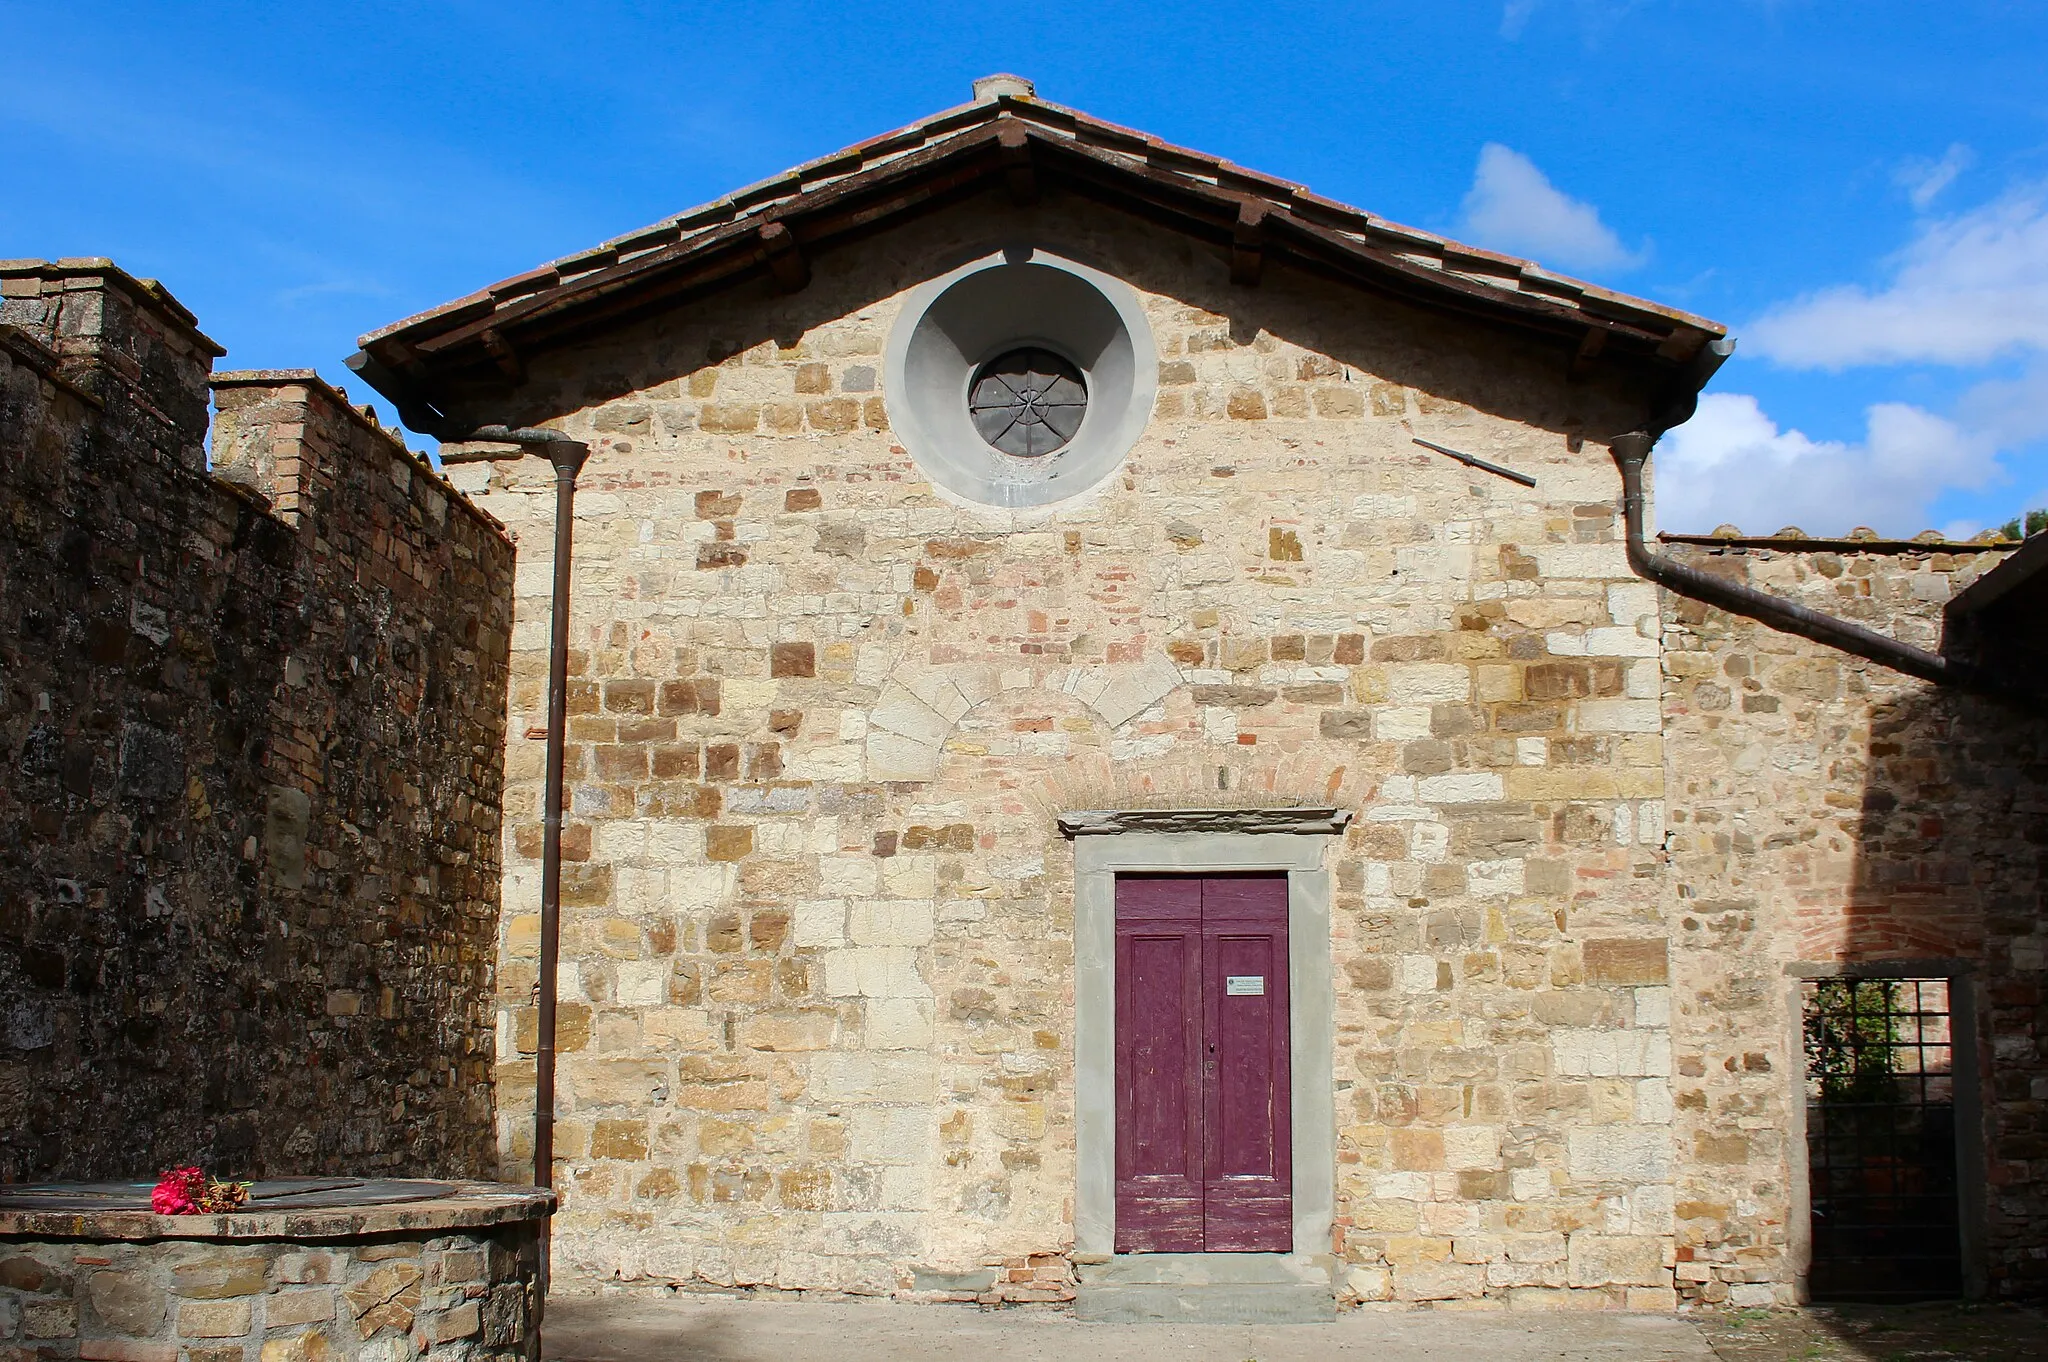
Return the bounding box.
[1075,1253,1338,1324]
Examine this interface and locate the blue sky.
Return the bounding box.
[6,0,2046,536]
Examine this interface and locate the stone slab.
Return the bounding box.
[1074,1253,1336,1324]
[541,1292,1721,1360]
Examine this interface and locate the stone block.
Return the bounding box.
[819,856,879,897]
[793,899,847,947]
[177,1300,252,1338]
[705,825,753,862]
[739,1007,838,1051]
[1551,1029,1670,1077]
[809,1053,938,1104]
[865,998,934,1049]
[817,1213,924,1259]
[1416,773,1502,803]
[591,1118,649,1160]
[1567,1234,1669,1288]
[850,1107,933,1164]
[1575,699,1660,733]
[79,1343,178,1362]
[1393,1260,1487,1301]
[172,1255,270,1300]
[270,1254,339,1286]
[866,731,941,782]
[425,1302,481,1344]
[1442,1126,1501,1170]
[566,1059,668,1106]
[88,1270,166,1334]
[847,900,934,947]
[822,946,930,999]
[23,1299,78,1338]
[1391,1128,1444,1170]
[1386,664,1470,704]
[257,1291,330,1330]
[1566,1127,1672,1182]
[1583,938,1668,985]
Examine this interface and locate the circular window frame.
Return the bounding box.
[883,246,1158,509]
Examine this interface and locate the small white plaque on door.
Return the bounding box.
[1225,975,1266,996]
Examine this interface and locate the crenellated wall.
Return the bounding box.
[0,261,515,1183]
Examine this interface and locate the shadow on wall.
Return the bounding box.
[0,266,516,1184]
[1849,682,2048,1299]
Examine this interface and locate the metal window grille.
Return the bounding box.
[1803,977,1962,1301]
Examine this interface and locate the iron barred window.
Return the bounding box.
[1802,977,1961,1302]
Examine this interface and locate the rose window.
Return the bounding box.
[968,348,1088,458]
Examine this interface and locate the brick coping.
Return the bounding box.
[0,1179,551,1242]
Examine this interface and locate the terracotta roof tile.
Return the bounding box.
[357,86,1730,379]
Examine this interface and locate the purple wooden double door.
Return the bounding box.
[1114,873,1292,1253]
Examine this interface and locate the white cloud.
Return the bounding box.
[1956,358,2048,449]
[1655,392,1999,536]
[1895,143,1974,211]
[1457,143,1644,275]
[1749,184,2048,368]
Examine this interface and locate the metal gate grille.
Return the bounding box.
[1803,977,1961,1301]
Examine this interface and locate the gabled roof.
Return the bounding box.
[351,76,1729,438]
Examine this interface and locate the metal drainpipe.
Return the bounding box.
[459,428,591,1191]
[423,423,590,1189]
[530,437,588,1194]
[1609,430,1964,687]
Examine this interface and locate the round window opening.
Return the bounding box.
[883,248,1157,509]
[969,348,1088,458]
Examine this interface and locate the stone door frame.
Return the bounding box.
[1785,958,1989,1301]
[1062,808,1351,1260]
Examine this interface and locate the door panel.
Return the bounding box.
[1201,875,1292,1252]
[1113,872,1291,1254]
[1114,877,1204,1251]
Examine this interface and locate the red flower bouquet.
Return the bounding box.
[151,1167,251,1215]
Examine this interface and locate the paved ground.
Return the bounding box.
[1697,1301,2048,1361]
[544,1292,2048,1362]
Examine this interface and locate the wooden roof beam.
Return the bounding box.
[759,221,810,293]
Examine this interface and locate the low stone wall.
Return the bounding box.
[0,1183,550,1362]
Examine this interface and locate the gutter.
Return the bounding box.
[1611,429,1961,688]
[1603,334,2014,693]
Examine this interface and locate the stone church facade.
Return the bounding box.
[344,78,2048,1310]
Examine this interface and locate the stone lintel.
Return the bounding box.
[1784,957,1976,979]
[1058,806,1353,838]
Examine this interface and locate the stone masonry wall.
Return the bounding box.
[0,261,515,1182]
[454,193,1691,1305]
[1658,540,2048,1303]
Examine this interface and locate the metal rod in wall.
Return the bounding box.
[533,435,589,1192]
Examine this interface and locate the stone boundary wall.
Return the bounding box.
[1658,539,2048,1302]
[0,261,516,1183]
